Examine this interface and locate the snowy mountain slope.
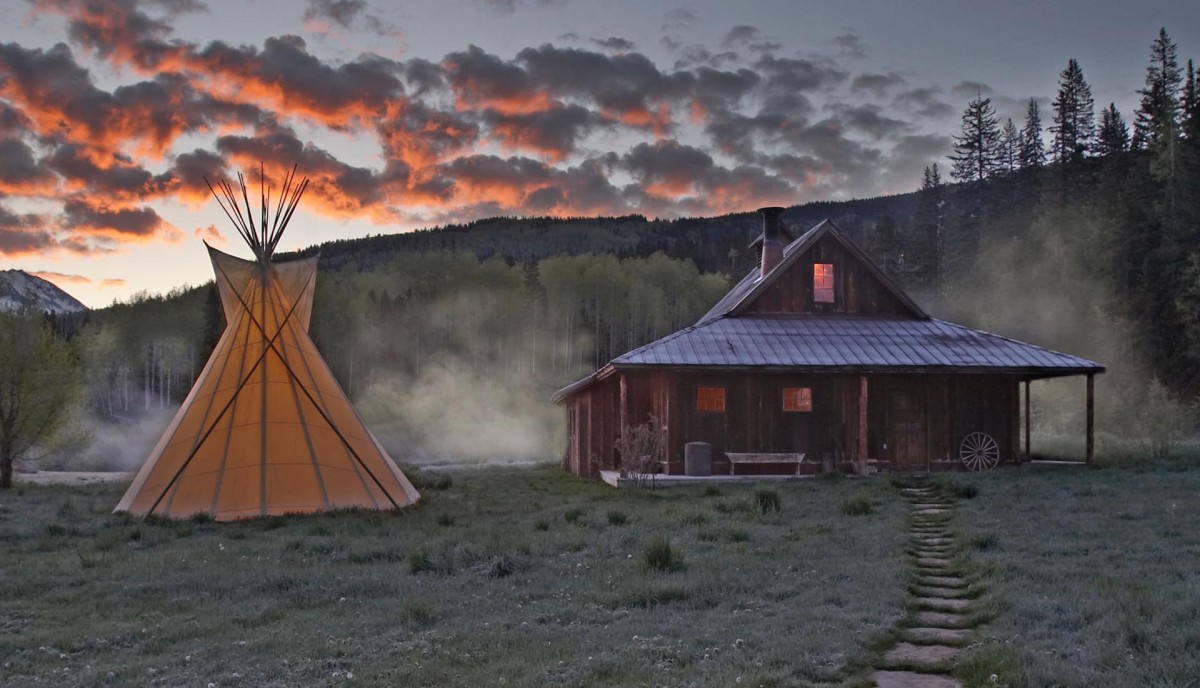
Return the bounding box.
[0,270,88,315]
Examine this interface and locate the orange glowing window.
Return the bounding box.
[814,263,835,303]
[696,387,726,412]
[783,387,812,412]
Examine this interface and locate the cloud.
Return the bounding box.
[302,0,401,40]
[193,223,224,246]
[951,80,993,97]
[0,204,56,256]
[851,72,906,98]
[894,87,955,120]
[61,197,181,244]
[834,32,867,60]
[0,137,56,195]
[29,270,91,286]
[482,103,600,160]
[590,37,636,52]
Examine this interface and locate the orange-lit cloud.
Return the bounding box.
[0,3,953,263]
[193,224,224,246]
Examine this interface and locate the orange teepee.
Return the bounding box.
[115,168,419,520]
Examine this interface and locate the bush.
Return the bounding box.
[606,510,628,526]
[841,496,874,516]
[755,489,781,514]
[437,514,455,527]
[702,485,722,497]
[643,536,682,572]
[533,518,550,531]
[408,547,435,574]
[564,508,585,525]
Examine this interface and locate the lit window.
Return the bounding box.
[696,387,726,412]
[814,263,834,303]
[783,387,812,412]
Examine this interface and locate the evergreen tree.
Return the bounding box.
[1184,60,1198,138]
[1133,27,1182,155]
[950,95,1001,182]
[1019,98,1045,168]
[1050,58,1095,164]
[999,118,1020,173]
[911,163,945,288]
[1096,103,1130,156]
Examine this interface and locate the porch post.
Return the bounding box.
[619,373,629,434]
[858,375,868,471]
[1086,373,1094,465]
[1024,379,1031,459]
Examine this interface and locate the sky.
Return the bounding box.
[0,0,1197,307]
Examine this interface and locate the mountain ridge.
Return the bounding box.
[0,270,88,315]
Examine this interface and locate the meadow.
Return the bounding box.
[3,461,1199,687]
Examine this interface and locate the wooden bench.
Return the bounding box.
[726,452,807,475]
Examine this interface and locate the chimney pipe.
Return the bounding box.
[757,206,785,278]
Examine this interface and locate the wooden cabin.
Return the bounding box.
[553,209,1105,478]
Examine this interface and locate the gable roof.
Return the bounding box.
[552,217,1105,403]
[697,219,927,325]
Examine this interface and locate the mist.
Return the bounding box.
[917,205,1187,459]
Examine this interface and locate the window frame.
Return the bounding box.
[696,386,726,413]
[813,262,835,304]
[782,386,813,413]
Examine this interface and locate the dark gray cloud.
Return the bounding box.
[591,37,636,52]
[834,32,867,60]
[0,203,55,256]
[61,198,167,239]
[0,137,54,192]
[894,87,955,119]
[303,0,367,28]
[829,103,914,139]
[951,80,993,97]
[482,103,600,158]
[851,71,906,97]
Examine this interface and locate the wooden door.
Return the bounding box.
[890,389,926,471]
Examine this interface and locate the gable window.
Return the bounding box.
[696,386,726,412]
[814,263,835,303]
[783,387,812,412]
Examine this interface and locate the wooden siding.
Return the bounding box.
[565,371,1022,477]
[746,236,910,316]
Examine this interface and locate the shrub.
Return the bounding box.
[437,514,455,527]
[724,528,750,543]
[564,508,585,525]
[408,547,435,574]
[755,489,781,514]
[45,523,67,538]
[606,510,628,526]
[681,512,709,526]
[484,554,515,579]
[643,536,682,572]
[968,533,998,551]
[615,417,666,484]
[533,519,550,531]
[702,485,722,497]
[841,496,874,516]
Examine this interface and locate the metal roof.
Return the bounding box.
[613,314,1103,371]
[553,314,1104,401]
[552,217,1104,402]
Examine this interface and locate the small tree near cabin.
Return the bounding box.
[0,313,80,488]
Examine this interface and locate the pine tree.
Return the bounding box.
[1050,58,1095,164]
[999,118,1020,173]
[1184,60,1198,138]
[950,95,1001,182]
[1133,28,1182,154]
[912,163,945,288]
[1019,99,1045,168]
[1096,104,1130,156]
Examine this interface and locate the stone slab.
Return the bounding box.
[882,642,962,668]
[912,585,975,599]
[914,596,974,613]
[913,611,972,628]
[872,670,962,688]
[903,627,973,646]
[915,557,954,568]
[916,575,967,588]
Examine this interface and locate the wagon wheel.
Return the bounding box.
[959,432,1000,471]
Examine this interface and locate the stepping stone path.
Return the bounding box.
[871,482,986,688]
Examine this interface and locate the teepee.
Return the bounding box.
[116,167,419,520]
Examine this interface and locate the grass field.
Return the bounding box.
[944,462,1200,687]
[0,469,906,687]
[5,461,1199,688]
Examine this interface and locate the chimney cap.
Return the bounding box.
[756,206,785,214]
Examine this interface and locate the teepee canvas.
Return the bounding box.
[116,168,419,520]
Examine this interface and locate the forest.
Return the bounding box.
[42,28,1200,465]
